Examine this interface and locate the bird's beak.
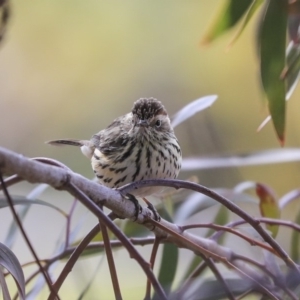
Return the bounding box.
[137,119,148,127]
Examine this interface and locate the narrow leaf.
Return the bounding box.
[279,189,300,209]
[171,95,217,128]
[227,0,264,48]
[4,184,50,248]
[156,243,178,297]
[182,148,300,170]
[284,41,300,99]
[256,183,280,237]
[180,255,203,285]
[0,243,25,299]
[0,0,10,44]
[174,189,256,223]
[291,210,300,261]
[257,41,300,131]
[153,209,178,298]
[78,256,105,299]
[257,115,271,132]
[0,268,11,300]
[0,196,66,215]
[259,0,288,144]
[201,0,253,44]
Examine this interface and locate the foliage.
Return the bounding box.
[202,0,300,144]
[0,97,300,299]
[1,1,300,300]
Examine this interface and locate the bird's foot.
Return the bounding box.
[143,198,161,222]
[126,194,142,221]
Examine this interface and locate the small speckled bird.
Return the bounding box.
[48,98,182,198]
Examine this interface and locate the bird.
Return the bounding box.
[47,98,182,219]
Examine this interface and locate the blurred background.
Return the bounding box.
[1,1,300,298]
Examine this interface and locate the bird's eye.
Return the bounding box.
[155,119,161,128]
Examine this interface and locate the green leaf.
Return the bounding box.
[227,0,264,48]
[180,255,202,285]
[201,0,253,44]
[256,183,280,238]
[0,0,10,44]
[180,205,229,282]
[153,209,178,298]
[259,0,288,144]
[205,205,229,239]
[284,42,300,99]
[123,218,148,237]
[291,210,300,261]
[155,243,178,297]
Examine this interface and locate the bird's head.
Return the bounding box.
[131,98,172,140]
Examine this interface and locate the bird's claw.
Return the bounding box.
[126,193,142,221]
[142,198,161,222]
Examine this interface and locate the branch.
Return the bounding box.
[120,179,299,274]
[0,146,297,298]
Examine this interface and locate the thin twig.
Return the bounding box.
[64,199,78,250]
[211,218,300,241]
[176,253,236,300]
[147,218,280,300]
[48,223,101,300]
[0,148,297,298]
[14,236,157,300]
[145,237,161,300]
[175,260,207,298]
[64,183,167,300]
[232,254,298,300]
[99,215,122,300]
[19,237,159,271]
[0,267,11,300]
[0,174,22,190]
[202,256,236,300]
[120,179,299,274]
[0,172,59,299]
[181,223,276,254]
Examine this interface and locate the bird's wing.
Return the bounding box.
[94,114,131,156]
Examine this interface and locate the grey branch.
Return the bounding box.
[0,147,289,299]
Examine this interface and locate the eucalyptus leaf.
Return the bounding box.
[201,0,253,44]
[0,268,10,300]
[171,95,217,128]
[153,243,178,299]
[256,183,280,238]
[174,188,256,223]
[259,0,287,143]
[285,42,300,100]
[4,184,51,248]
[228,0,264,48]
[0,0,10,44]
[291,210,300,262]
[0,195,66,215]
[279,189,300,210]
[182,148,300,170]
[0,242,25,300]
[174,277,253,300]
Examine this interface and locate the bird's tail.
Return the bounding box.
[46,139,85,147]
[46,139,94,159]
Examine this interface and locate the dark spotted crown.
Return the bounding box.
[132,98,167,120]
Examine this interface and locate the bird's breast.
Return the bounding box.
[91,137,181,197]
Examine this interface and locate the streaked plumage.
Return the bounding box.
[48,98,182,197]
